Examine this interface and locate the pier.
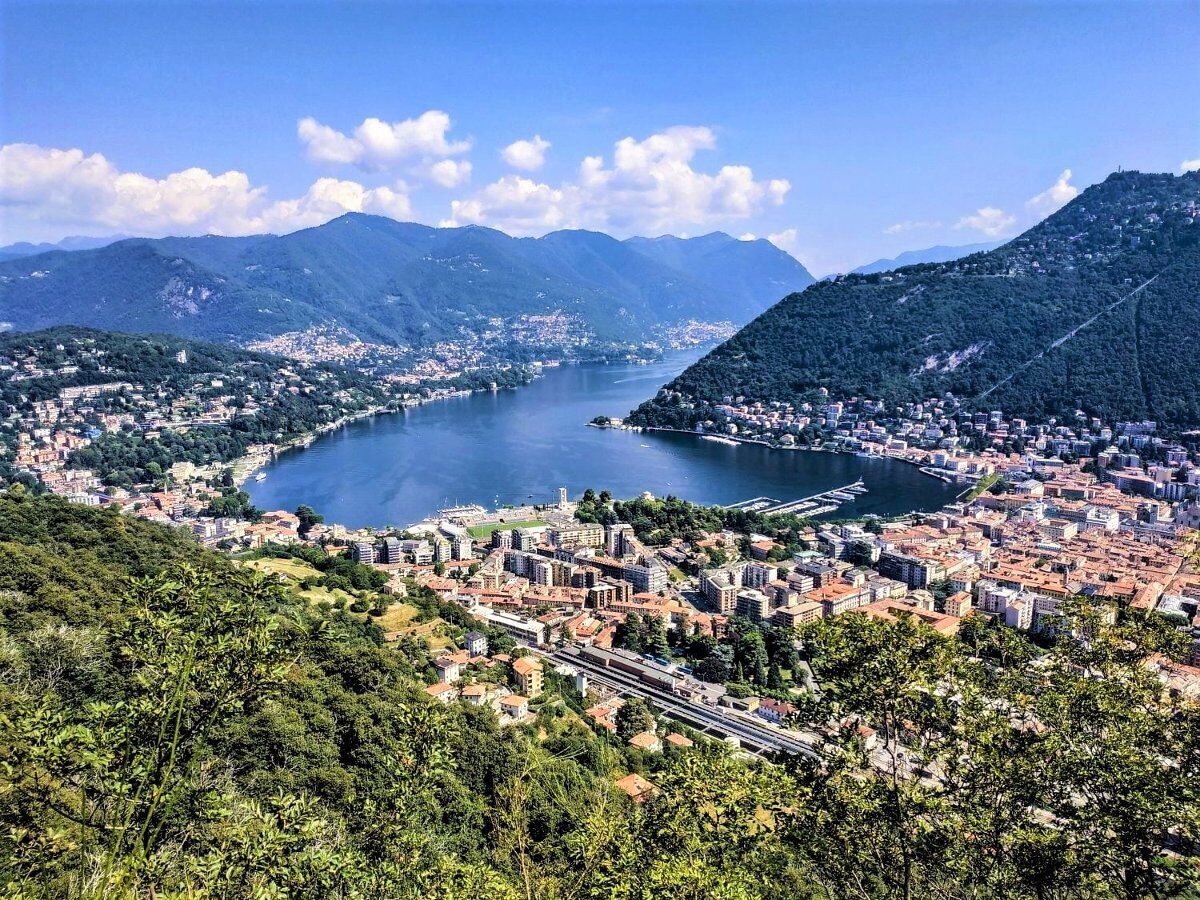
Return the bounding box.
[723,480,867,516]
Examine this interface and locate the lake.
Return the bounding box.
[248,349,961,528]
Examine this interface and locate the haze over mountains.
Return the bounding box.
[850,241,1003,275]
[0,216,813,347]
[0,234,128,262]
[630,171,1200,430]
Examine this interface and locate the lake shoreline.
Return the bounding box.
[246,353,961,528]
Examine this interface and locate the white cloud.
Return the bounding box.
[297,111,470,171]
[1181,158,1200,173]
[501,135,551,171]
[446,126,789,236]
[0,143,411,241]
[738,232,757,241]
[427,159,472,188]
[766,229,799,254]
[955,206,1016,238]
[883,219,941,235]
[1025,168,1078,217]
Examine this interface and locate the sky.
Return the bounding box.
[1,1,1197,274]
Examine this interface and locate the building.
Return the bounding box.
[547,521,604,550]
[435,656,462,684]
[512,656,544,697]
[464,630,488,657]
[736,589,771,623]
[453,535,474,561]
[605,523,635,557]
[623,559,668,595]
[628,731,662,753]
[772,601,823,628]
[700,567,741,614]
[474,607,546,646]
[352,541,377,565]
[500,695,530,718]
[424,682,455,704]
[381,537,403,565]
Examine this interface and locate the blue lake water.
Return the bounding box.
[248,349,961,528]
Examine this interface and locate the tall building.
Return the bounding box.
[623,559,668,595]
[605,523,635,557]
[452,535,474,560]
[381,537,403,564]
[352,541,376,565]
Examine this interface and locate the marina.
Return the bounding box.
[723,479,868,516]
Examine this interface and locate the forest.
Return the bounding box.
[630,171,1200,431]
[1,492,1197,898]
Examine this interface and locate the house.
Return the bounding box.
[614,773,656,803]
[464,629,489,657]
[586,703,619,732]
[512,655,544,697]
[628,730,662,753]
[757,697,797,724]
[665,732,694,750]
[500,694,530,718]
[435,656,462,684]
[424,682,456,704]
[460,683,488,706]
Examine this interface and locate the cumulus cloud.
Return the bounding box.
[427,159,472,188]
[501,135,551,171]
[766,229,800,254]
[1181,159,1200,173]
[955,206,1016,238]
[446,126,789,235]
[0,143,411,241]
[1025,168,1079,217]
[884,219,941,235]
[297,111,470,171]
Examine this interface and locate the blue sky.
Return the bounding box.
[2,1,1197,273]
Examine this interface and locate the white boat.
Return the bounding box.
[254,472,267,482]
[700,434,740,446]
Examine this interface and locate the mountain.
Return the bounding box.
[851,241,1002,275]
[629,171,1200,430]
[0,234,127,261]
[625,232,814,311]
[0,218,810,347]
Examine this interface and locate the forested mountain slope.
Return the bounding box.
[630,171,1200,429]
[0,216,812,347]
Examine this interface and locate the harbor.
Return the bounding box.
[722,479,868,517]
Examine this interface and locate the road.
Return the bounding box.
[550,646,821,759]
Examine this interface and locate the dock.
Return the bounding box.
[723,480,867,516]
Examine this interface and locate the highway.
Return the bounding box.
[550,646,821,759]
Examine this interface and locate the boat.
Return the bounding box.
[254,472,267,482]
[700,434,740,446]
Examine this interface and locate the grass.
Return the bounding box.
[466,519,548,539]
[243,557,322,581]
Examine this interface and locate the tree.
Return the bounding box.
[645,614,671,659]
[614,698,655,743]
[295,504,324,536]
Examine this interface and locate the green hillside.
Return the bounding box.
[0,217,814,347]
[0,493,1195,898]
[630,171,1200,430]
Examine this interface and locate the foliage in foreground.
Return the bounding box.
[0,493,1197,898]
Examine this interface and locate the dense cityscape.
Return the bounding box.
[2,3,1198,898]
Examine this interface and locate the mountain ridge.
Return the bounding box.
[851,241,1003,275]
[0,216,814,348]
[628,170,1200,430]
